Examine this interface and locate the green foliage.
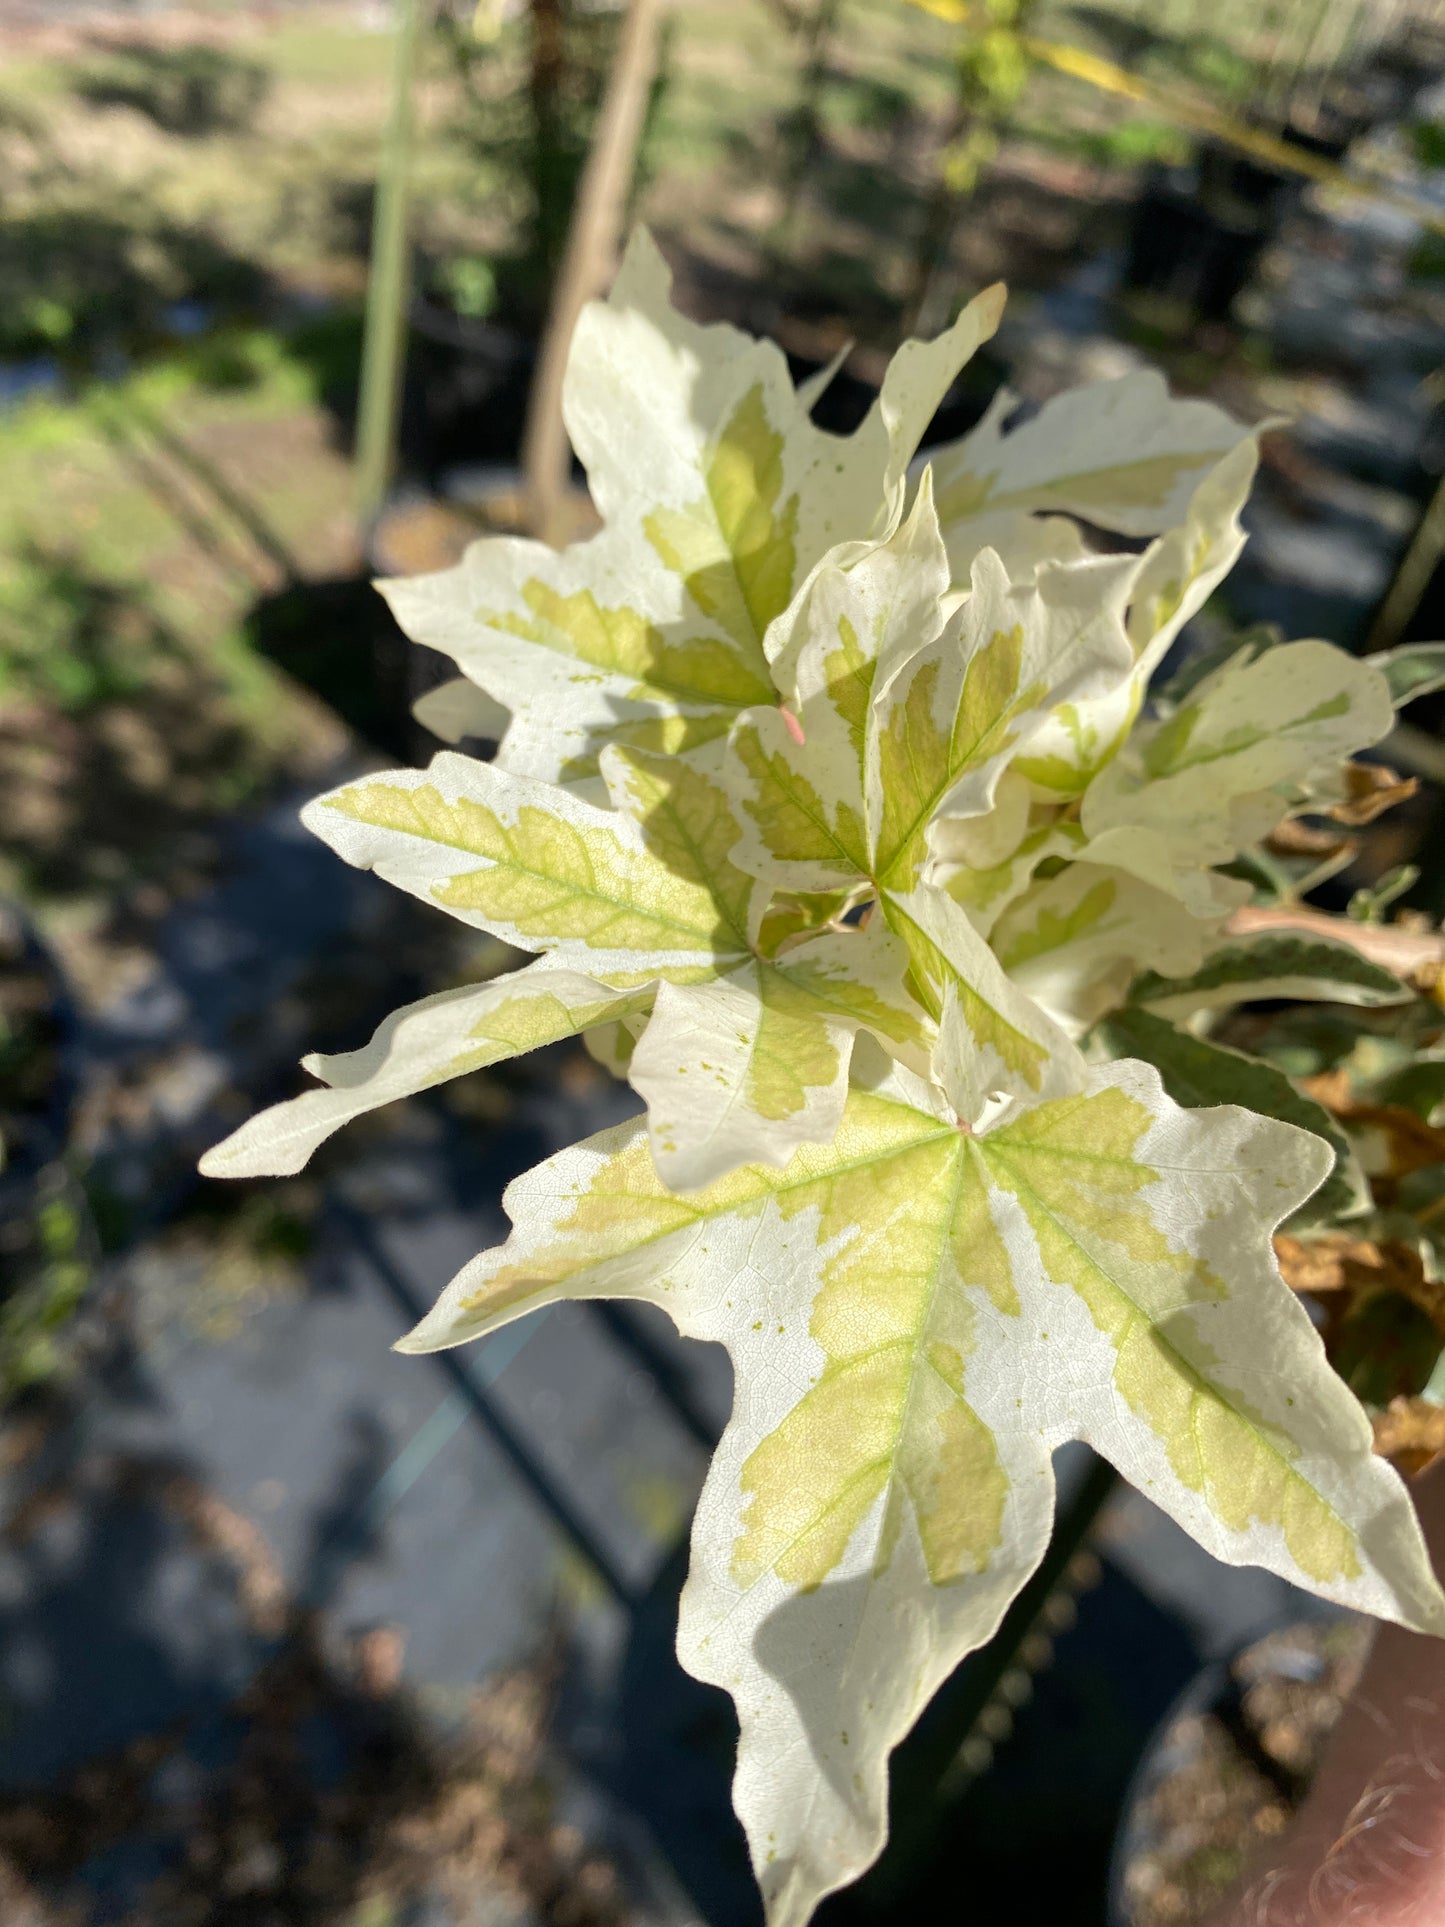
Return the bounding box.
[0,1165,94,1399]
[1411,119,1445,172]
[1097,1005,1368,1224]
[71,41,270,138]
[438,253,500,320]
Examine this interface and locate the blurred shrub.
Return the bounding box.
[71,41,271,139]
[437,253,500,320]
[0,1165,94,1400]
[0,198,265,362]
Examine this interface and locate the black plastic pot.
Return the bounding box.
[400,301,535,484]
[1124,118,1363,325]
[1108,1614,1367,1927]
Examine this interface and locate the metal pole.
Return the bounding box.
[355,0,424,522]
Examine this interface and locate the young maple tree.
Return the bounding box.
[205,231,1445,1926]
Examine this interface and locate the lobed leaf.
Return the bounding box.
[1129,932,1411,1020]
[1015,435,1261,796]
[383,232,1004,785]
[878,884,1086,1120]
[991,861,1207,1034]
[200,963,648,1177]
[1080,639,1396,893]
[727,480,950,895]
[929,369,1252,564]
[629,923,928,1190]
[866,546,1135,891]
[399,1057,1445,1926]
[302,750,754,982]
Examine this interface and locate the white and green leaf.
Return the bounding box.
[929,369,1252,575]
[867,546,1136,892]
[933,806,1079,940]
[629,922,929,1189]
[571,231,1003,660]
[1128,931,1412,1021]
[728,478,952,893]
[879,884,1086,1121]
[380,519,775,783]
[397,1058,1445,1927]
[1081,638,1396,873]
[1096,1004,1370,1222]
[381,235,1004,785]
[990,861,1208,1035]
[200,963,649,1178]
[301,750,754,982]
[1015,434,1261,796]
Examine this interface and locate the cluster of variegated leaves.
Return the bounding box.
[203,231,1445,1925]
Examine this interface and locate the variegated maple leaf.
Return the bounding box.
[398,1033,1445,1927]
[927,363,1253,577]
[727,474,1132,1118]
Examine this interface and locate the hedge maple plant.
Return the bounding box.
[206,233,1445,1926]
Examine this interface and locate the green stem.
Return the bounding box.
[1367,471,1445,657]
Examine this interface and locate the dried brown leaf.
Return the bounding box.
[1322,763,1419,827]
[1297,1071,1445,1180]
[1264,820,1356,860]
[1372,1396,1445,1477]
[1275,1232,1445,1338]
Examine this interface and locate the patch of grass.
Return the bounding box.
[0,1164,95,1401]
[256,18,400,86]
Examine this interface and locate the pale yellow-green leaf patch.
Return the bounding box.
[568,232,1004,662]
[302,751,752,982]
[933,808,1080,941]
[629,922,929,1189]
[867,546,1135,891]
